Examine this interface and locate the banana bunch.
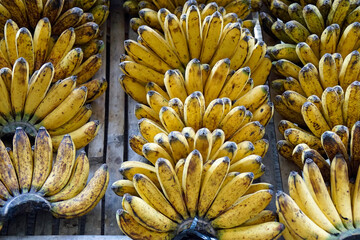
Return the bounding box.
[0,19,107,102]
[0,128,109,230]
[120,57,271,108]
[130,127,269,179]
[126,0,251,28]
[276,83,360,168]
[277,154,360,239]
[278,119,360,179]
[121,5,272,95]
[113,151,284,240]
[0,0,109,39]
[131,88,272,146]
[272,50,360,125]
[268,21,360,65]
[0,57,100,150]
[260,0,360,44]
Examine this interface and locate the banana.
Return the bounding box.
[124,39,171,74]
[51,120,100,150]
[218,67,250,101]
[290,171,340,234]
[142,142,173,165]
[217,221,284,240]
[205,172,253,220]
[331,154,354,229]
[343,81,360,128]
[184,58,203,94]
[273,59,301,79]
[130,135,148,156]
[229,35,249,70]
[138,118,167,143]
[82,39,104,60]
[322,87,343,128]
[322,131,349,165]
[184,92,203,131]
[72,53,102,85]
[242,40,267,71]
[112,180,138,197]
[52,7,83,35]
[282,77,305,96]
[231,141,255,163]
[47,28,76,67]
[233,85,269,113]
[138,25,183,70]
[303,159,347,232]
[135,103,159,123]
[0,140,19,196]
[50,164,109,218]
[298,63,323,98]
[38,135,76,196]
[209,129,225,159]
[353,165,360,227]
[251,55,272,86]
[284,128,322,152]
[82,77,107,102]
[327,0,351,26]
[351,122,360,176]
[193,128,212,161]
[24,0,43,29]
[11,58,29,121]
[302,4,325,36]
[120,161,160,188]
[302,101,330,137]
[318,53,339,89]
[42,0,64,24]
[219,106,246,139]
[139,8,162,30]
[53,47,83,82]
[4,19,19,65]
[211,189,273,229]
[212,141,238,161]
[182,150,202,218]
[284,20,310,43]
[210,22,242,66]
[296,42,319,68]
[164,13,190,66]
[277,191,336,240]
[133,173,182,223]
[320,24,339,56]
[29,76,76,124]
[23,63,54,122]
[74,22,99,45]
[186,5,202,59]
[168,131,190,162]
[332,125,349,150]
[200,11,223,63]
[32,18,51,71]
[156,158,189,219]
[168,98,184,120]
[198,157,230,217]
[202,98,224,132]
[116,209,174,240]
[288,3,306,26]
[11,128,33,194]
[46,151,89,201]
[270,0,290,21]
[337,22,360,57]
[31,127,53,192]
[37,87,87,130]
[271,20,296,44]
[0,69,12,121]
[119,74,147,105]
[252,101,274,127]
[76,12,94,26]
[270,44,299,63]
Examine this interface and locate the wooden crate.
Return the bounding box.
[0,3,288,239]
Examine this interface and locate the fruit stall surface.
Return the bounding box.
[0,0,289,239]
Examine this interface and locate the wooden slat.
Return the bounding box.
[103,0,126,235]
[6,214,26,236]
[83,22,108,237]
[34,212,53,235]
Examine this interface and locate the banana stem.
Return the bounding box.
[0,121,38,138]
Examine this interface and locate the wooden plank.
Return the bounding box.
[34,212,53,235]
[6,214,26,236]
[269,71,301,193]
[103,0,126,235]
[82,22,108,237]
